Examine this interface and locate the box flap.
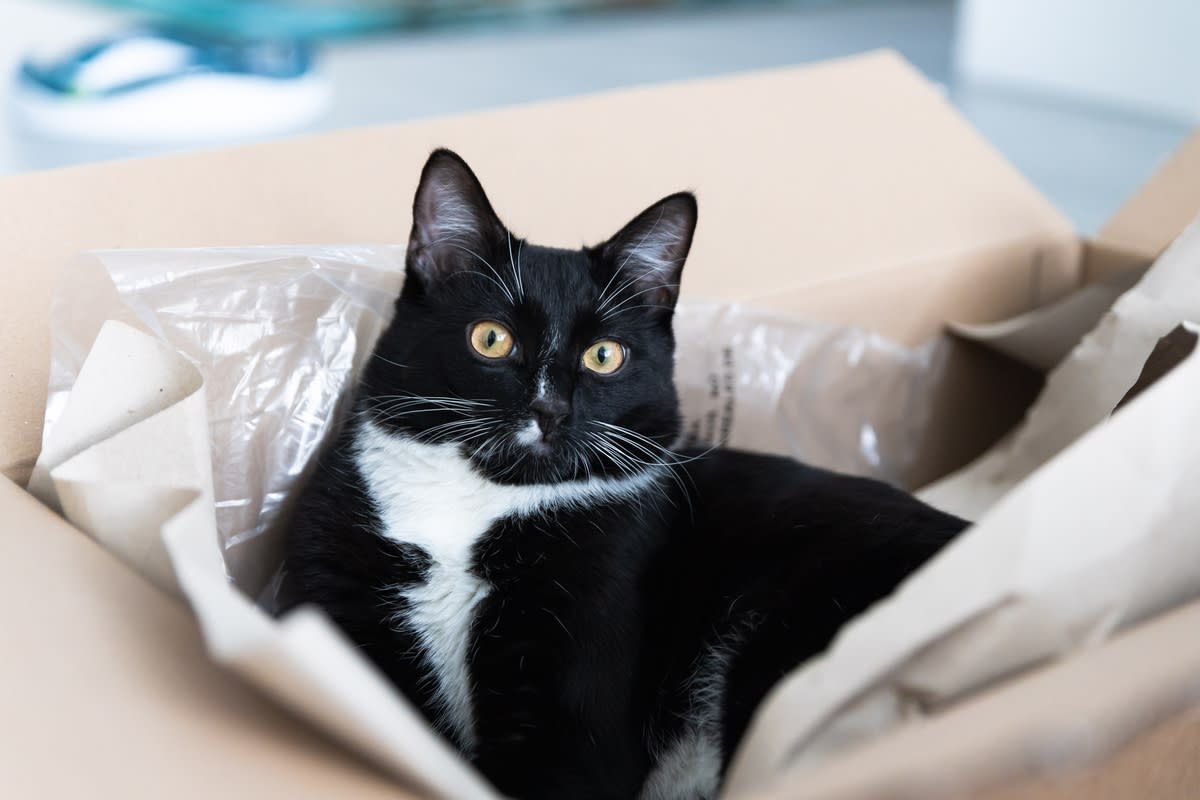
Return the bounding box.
[0,479,412,799]
[0,49,1075,483]
[1098,128,1200,258]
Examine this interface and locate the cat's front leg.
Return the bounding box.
[467,590,645,800]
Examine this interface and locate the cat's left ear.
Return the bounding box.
[598,192,697,311]
[408,148,506,290]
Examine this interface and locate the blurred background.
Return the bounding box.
[1,0,1194,233]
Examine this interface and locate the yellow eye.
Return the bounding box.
[469,321,516,359]
[582,340,626,374]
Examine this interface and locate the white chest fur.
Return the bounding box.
[354,419,661,753]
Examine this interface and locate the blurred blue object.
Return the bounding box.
[91,0,420,38]
[13,26,330,143]
[21,27,314,99]
[85,1,740,38]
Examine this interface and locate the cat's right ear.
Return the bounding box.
[598,191,697,312]
[407,149,505,290]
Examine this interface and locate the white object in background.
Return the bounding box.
[955,0,1200,124]
[11,30,331,144]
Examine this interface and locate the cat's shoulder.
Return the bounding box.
[678,446,831,487]
[678,446,967,528]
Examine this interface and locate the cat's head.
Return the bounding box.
[360,148,697,486]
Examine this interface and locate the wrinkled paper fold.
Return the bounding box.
[725,216,1200,796]
[31,218,1200,799]
[40,246,945,604]
[30,321,212,596]
[33,319,498,800]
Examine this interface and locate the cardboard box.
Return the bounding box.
[2,51,1200,798]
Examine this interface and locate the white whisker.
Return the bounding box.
[506,230,525,301]
[427,236,517,305]
[601,282,680,319]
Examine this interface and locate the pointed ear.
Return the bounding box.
[407,149,505,289]
[599,192,697,312]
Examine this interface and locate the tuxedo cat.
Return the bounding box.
[279,149,968,799]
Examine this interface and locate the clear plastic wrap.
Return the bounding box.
[44,246,405,590]
[36,229,1200,797]
[43,245,945,596]
[673,304,946,485]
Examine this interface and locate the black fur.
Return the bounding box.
[280,149,968,799]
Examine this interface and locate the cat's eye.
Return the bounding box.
[582,340,626,375]
[469,321,516,359]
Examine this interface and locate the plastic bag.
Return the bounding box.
[674,304,945,485]
[43,246,405,590]
[43,245,945,596]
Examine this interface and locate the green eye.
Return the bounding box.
[582,340,625,374]
[469,321,515,358]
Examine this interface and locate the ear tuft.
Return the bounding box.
[599,192,697,313]
[408,149,504,289]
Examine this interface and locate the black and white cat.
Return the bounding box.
[279,149,968,799]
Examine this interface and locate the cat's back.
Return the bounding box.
[639,448,968,795]
[652,446,968,698]
[678,446,967,546]
[652,445,967,633]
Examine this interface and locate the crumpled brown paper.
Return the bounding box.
[27,244,949,798]
[33,246,409,594]
[723,214,1200,797]
[27,219,1200,799]
[34,245,948,602]
[32,318,500,800]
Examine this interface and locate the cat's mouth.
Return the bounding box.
[461,417,589,486]
[514,418,556,456]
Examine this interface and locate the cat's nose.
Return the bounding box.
[530,396,569,438]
